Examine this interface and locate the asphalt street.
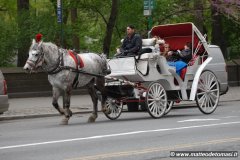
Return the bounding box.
[0,100,239,160]
[1,86,240,120]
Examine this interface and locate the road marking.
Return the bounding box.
[0,121,240,150]
[221,116,239,119]
[66,137,240,160]
[178,118,220,123]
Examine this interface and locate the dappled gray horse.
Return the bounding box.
[23,38,109,125]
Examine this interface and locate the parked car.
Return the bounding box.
[206,45,228,95]
[0,70,9,114]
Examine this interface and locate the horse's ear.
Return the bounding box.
[38,40,43,47]
[32,39,36,44]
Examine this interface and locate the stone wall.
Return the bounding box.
[1,67,87,98]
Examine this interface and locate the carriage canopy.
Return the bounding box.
[150,22,207,54]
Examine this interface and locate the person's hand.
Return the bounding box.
[168,51,173,56]
[116,48,120,54]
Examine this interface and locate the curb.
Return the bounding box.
[0,111,93,121]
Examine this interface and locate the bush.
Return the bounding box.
[0,18,18,67]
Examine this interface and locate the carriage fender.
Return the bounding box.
[189,57,212,101]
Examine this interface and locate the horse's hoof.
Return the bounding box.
[62,109,72,117]
[60,117,69,125]
[59,108,65,115]
[88,115,97,123]
[68,110,73,117]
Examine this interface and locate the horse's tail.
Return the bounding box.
[99,53,111,75]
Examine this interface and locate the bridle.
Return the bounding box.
[26,46,45,70]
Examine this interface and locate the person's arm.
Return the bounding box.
[175,49,192,62]
[119,38,128,53]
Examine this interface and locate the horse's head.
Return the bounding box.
[23,37,44,72]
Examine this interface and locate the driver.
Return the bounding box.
[116,25,142,57]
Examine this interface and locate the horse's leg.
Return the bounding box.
[87,79,98,123]
[96,77,108,114]
[60,87,73,125]
[52,87,65,115]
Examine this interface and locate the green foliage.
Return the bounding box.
[222,17,240,59]
[0,0,239,66]
[0,17,17,66]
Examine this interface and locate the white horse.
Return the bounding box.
[23,38,109,125]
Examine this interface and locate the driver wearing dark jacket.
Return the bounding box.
[118,25,142,56]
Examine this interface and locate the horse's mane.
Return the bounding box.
[42,42,59,54]
[43,42,58,48]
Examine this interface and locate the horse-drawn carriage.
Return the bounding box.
[103,22,220,120]
[24,22,220,124]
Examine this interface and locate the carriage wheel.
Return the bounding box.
[104,97,123,120]
[146,82,167,118]
[164,101,174,115]
[196,70,220,114]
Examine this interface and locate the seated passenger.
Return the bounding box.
[161,43,178,61]
[116,25,142,57]
[167,42,192,75]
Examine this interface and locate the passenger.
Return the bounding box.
[167,42,192,75]
[116,25,142,57]
[161,43,178,61]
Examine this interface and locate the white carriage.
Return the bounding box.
[103,23,220,120]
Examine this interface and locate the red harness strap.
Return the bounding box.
[68,50,84,69]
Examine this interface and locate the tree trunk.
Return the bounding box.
[211,3,227,58]
[71,7,80,51]
[102,0,119,57]
[50,0,68,48]
[17,0,30,67]
[194,0,204,34]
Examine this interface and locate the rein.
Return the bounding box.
[47,48,64,75]
[46,48,104,77]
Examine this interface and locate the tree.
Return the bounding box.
[194,0,204,34]
[70,0,80,51]
[17,0,30,67]
[211,1,227,58]
[209,0,240,25]
[102,0,119,57]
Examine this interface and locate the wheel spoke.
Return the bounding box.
[209,81,217,90]
[196,71,219,114]
[208,95,214,107]
[209,93,217,103]
[200,95,207,108]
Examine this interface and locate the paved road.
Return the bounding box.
[1,86,240,120]
[0,100,239,160]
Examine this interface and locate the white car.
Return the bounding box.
[0,70,9,114]
[206,45,228,95]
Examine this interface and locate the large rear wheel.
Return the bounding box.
[196,71,220,114]
[146,82,167,118]
[164,101,174,115]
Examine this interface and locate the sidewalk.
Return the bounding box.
[0,86,240,120]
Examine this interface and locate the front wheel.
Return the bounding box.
[146,82,167,118]
[196,71,220,114]
[104,97,123,120]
